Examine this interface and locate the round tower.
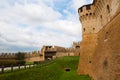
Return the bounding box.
[77,2,98,76]
[78,4,96,35]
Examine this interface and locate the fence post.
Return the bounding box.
[24,65,26,69]
[29,64,30,69]
[1,65,4,73]
[36,63,38,68]
[33,64,35,68]
[11,65,13,72]
[33,64,34,68]
[18,64,20,70]
[35,64,37,68]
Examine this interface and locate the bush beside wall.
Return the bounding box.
[0,60,25,67]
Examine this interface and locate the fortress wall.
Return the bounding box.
[56,52,69,57]
[68,52,75,56]
[78,0,120,80]
[91,12,120,80]
[55,52,76,58]
[95,0,120,32]
[74,49,80,56]
[73,42,80,56]
[25,50,44,62]
[78,34,97,75]
[25,56,44,62]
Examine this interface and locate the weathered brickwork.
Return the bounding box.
[78,0,120,80]
[25,51,44,62]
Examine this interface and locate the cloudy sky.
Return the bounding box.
[0,0,93,53]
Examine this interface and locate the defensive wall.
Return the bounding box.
[78,0,120,80]
[0,51,44,62]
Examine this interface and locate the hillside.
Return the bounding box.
[0,56,90,80]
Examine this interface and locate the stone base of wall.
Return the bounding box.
[25,56,44,62]
[78,34,97,75]
[55,52,78,58]
[91,12,120,80]
[56,52,69,57]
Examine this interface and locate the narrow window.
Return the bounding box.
[89,61,92,63]
[105,32,108,39]
[83,28,85,32]
[86,5,91,10]
[80,8,83,12]
[107,5,110,13]
[76,46,80,49]
[86,13,88,16]
[100,15,102,19]
[90,13,92,15]
[106,32,108,34]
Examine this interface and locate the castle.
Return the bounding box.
[41,44,80,60]
[0,42,80,62]
[78,0,120,80]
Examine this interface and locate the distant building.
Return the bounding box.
[41,44,80,60]
[41,46,67,60]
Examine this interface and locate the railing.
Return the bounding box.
[0,64,37,74]
[0,60,56,74]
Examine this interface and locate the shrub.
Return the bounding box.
[15,52,25,60]
[0,60,25,67]
[16,60,25,65]
[34,61,41,64]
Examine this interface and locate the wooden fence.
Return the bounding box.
[0,60,55,74]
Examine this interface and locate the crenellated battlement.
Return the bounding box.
[65,48,75,52]
[73,42,80,47]
[25,51,42,58]
[78,2,96,35]
[0,53,16,59]
[0,50,43,60]
[78,0,120,35]
[78,4,95,18]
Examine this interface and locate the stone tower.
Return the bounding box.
[78,0,120,80]
[77,1,98,75]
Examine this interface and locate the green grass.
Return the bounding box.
[25,62,34,65]
[0,56,91,80]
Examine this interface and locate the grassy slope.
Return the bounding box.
[0,56,91,80]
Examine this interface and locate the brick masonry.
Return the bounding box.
[78,0,120,80]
